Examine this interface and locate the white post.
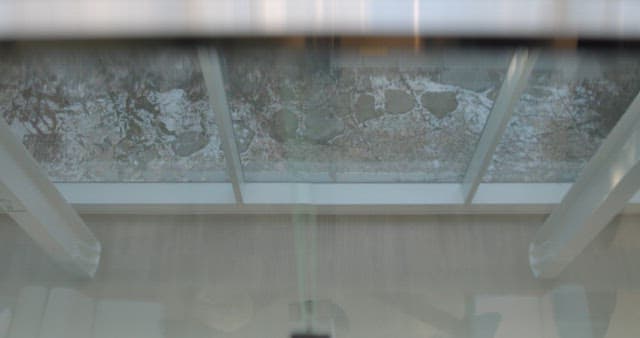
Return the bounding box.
[462,48,538,204]
[0,118,101,278]
[529,91,640,279]
[198,47,244,203]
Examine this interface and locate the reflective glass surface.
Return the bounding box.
[222,40,510,182]
[483,48,640,182]
[1,214,640,338]
[0,43,228,182]
[4,41,638,185]
[2,38,640,338]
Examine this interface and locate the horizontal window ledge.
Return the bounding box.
[40,182,640,215]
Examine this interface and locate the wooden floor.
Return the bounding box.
[0,214,639,338]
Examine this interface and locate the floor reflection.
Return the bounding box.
[0,214,638,338]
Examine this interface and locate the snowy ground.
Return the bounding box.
[0,43,227,182]
[1,43,638,183]
[224,45,504,182]
[485,51,640,182]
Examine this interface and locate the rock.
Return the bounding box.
[298,76,346,143]
[334,93,352,117]
[232,121,255,153]
[304,113,345,144]
[304,75,337,113]
[270,109,298,142]
[385,89,414,114]
[354,94,380,122]
[173,131,208,157]
[421,91,458,119]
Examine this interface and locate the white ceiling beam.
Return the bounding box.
[198,47,245,203]
[0,118,101,278]
[2,1,640,39]
[462,48,538,204]
[529,91,640,279]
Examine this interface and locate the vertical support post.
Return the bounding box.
[198,47,245,203]
[530,91,640,278]
[462,49,538,204]
[0,118,101,278]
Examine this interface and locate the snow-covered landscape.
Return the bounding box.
[1,43,638,183]
[0,44,227,182]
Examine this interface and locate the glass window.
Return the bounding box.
[0,43,228,182]
[222,40,511,182]
[1,39,640,338]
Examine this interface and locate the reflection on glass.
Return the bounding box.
[2,213,640,338]
[222,40,510,182]
[0,43,227,182]
[484,49,640,182]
